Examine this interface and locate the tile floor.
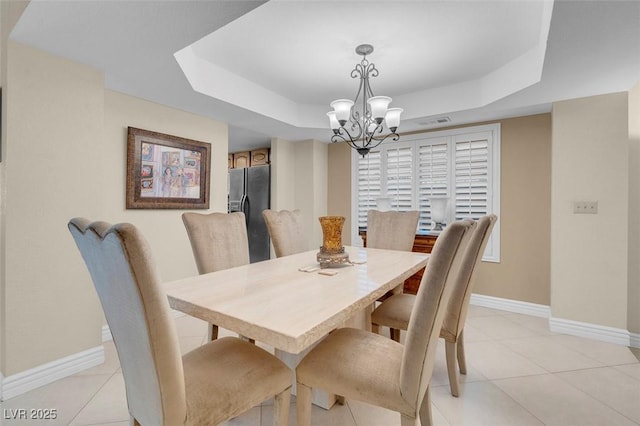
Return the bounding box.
[2,305,639,425]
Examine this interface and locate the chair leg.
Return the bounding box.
[273,387,291,426]
[207,323,218,341]
[335,395,346,405]
[457,329,467,374]
[418,387,433,426]
[296,382,313,426]
[372,323,380,334]
[400,414,418,426]
[445,340,460,397]
[390,328,401,342]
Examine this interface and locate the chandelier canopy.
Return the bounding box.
[327,44,402,157]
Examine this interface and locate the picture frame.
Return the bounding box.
[126,127,211,209]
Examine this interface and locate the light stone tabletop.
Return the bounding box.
[165,246,429,354]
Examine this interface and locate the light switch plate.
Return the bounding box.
[573,201,598,214]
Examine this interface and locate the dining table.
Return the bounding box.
[164,245,429,408]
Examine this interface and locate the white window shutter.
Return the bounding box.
[385,146,413,211]
[454,136,489,220]
[356,150,381,229]
[352,123,500,261]
[418,141,449,231]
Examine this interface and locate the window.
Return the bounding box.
[352,123,500,262]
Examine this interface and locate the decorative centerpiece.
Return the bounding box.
[317,216,350,268]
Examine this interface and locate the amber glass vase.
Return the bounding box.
[319,216,344,253]
[317,216,349,267]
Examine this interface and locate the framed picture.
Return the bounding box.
[126,127,211,209]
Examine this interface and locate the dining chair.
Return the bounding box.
[182,211,250,341]
[371,215,497,397]
[262,209,307,257]
[366,210,420,308]
[366,209,420,251]
[68,218,291,426]
[295,219,475,426]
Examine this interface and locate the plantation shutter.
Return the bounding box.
[385,146,413,211]
[356,150,382,229]
[352,124,499,262]
[454,135,490,220]
[417,141,449,231]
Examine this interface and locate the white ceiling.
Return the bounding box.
[10,0,640,152]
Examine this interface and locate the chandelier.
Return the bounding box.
[327,44,402,157]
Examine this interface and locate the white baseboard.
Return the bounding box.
[101,324,112,342]
[470,293,639,349]
[549,316,632,347]
[470,293,550,318]
[0,345,104,401]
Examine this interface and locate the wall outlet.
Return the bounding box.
[573,201,598,214]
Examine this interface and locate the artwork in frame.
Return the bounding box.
[126,127,211,209]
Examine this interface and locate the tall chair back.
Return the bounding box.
[68,218,186,425]
[262,209,307,257]
[399,219,475,414]
[182,212,250,274]
[366,210,419,251]
[441,215,497,342]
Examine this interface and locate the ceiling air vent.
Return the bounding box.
[418,116,451,127]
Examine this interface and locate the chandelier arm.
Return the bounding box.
[365,132,400,151]
[334,125,358,143]
[365,123,387,142]
[331,132,367,153]
[347,118,364,141]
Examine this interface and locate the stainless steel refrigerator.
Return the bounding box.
[228,165,270,263]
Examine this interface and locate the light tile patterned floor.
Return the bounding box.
[2,306,639,425]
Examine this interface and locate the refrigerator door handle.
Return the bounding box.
[240,195,250,226]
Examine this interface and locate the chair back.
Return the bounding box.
[262,209,307,257]
[399,219,475,410]
[68,218,186,425]
[366,210,419,251]
[441,215,497,341]
[182,212,250,274]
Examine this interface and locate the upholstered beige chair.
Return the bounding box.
[371,215,497,397]
[366,210,420,251]
[182,211,250,340]
[296,219,475,426]
[366,210,420,308]
[68,218,291,426]
[262,209,307,257]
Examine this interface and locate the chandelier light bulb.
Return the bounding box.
[330,99,354,125]
[327,111,340,132]
[385,108,403,132]
[367,96,392,123]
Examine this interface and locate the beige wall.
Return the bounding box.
[628,82,640,334]
[103,90,228,281]
[0,0,30,378]
[475,115,552,304]
[551,93,629,329]
[0,42,228,377]
[270,138,328,251]
[327,142,352,245]
[270,137,296,212]
[326,114,552,306]
[3,42,106,375]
